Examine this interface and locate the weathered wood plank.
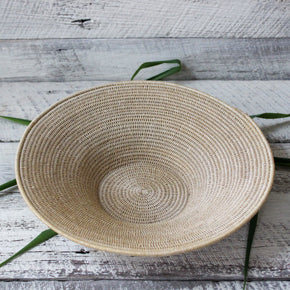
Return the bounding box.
[0,81,289,142]
[0,280,289,290]
[0,39,289,81]
[0,142,289,280]
[0,0,289,39]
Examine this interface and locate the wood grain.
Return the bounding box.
[0,81,289,142]
[1,0,289,285]
[0,38,289,81]
[0,280,289,290]
[0,0,289,39]
[0,142,289,280]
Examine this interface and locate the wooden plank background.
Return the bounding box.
[0,0,289,39]
[0,39,289,81]
[0,0,289,288]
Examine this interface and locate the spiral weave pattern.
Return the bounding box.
[16,81,274,256]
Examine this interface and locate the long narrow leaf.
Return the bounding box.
[274,157,290,167]
[131,59,181,81]
[243,213,258,290]
[250,113,290,119]
[0,116,31,125]
[0,179,17,191]
[147,65,181,81]
[0,229,58,268]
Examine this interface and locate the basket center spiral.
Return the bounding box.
[98,162,189,224]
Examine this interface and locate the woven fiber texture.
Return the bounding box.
[16,81,274,256]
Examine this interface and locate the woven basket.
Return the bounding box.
[16,81,274,256]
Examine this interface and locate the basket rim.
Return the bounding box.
[15,80,275,256]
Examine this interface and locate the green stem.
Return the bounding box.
[243,213,259,290]
[250,113,290,119]
[131,59,181,81]
[0,179,17,191]
[0,116,31,125]
[274,157,290,167]
[0,229,58,268]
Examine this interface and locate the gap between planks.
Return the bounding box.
[0,280,289,290]
[0,278,289,282]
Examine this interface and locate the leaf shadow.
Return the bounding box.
[0,185,18,198]
[259,120,290,134]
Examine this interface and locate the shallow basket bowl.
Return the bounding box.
[16,81,274,256]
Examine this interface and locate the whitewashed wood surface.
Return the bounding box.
[1,0,289,285]
[0,0,289,39]
[0,81,289,285]
[0,39,289,81]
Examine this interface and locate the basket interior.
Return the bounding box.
[17,81,274,256]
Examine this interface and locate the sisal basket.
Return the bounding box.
[16,81,274,256]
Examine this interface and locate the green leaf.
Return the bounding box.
[0,229,58,268]
[243,213,258,290]
[250,113,290,119]
[131,59,181,81]
[0,179,17,191]
[274,157,290,167]
[0,180,58,268]
[0,115,31,125]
